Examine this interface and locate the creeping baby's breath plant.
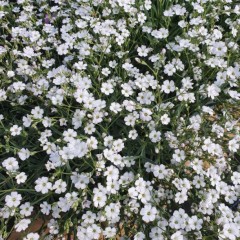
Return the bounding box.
[0,0,239,239]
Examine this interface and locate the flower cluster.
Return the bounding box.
[0,0,239,239]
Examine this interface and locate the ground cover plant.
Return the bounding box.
[0,0,240,239]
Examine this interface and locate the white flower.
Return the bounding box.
[153,164,168,179]
[151,28,169,39]
[161,80,175,94]
[110,102,122,113]
[23,233,40,240]
[144,0,152,10]
[31,106,44,119]
[105,203,120,223]
[7,71,15,78]
[149,130,161,143]
[221,223,240,240]
[228,138,239,152]
[22,115,32,127]
[169,209,188,230]
[57,43,69,55]
[103,227,117,238]
[63,129,77,142]
[22,47,36,58]
[15,172,27,184]
[20,202,33,217]
[53,179,67,194]
[0,46,7,55]
[87,136,98,149]
[93,191,107,208]
[129,129,138,140]
[0,89,7,101]
[40,201,51,215]
[68,139,88,158]
[137,12,147,24]
[101,82,114,95]
[171,231,184,240]
[35,177,52,194]
[172,149,186,162]
[101,67,111,76]
[210,41,227,57]
[137,45,151,57]
[71,172,90,190]
[18,148,30,161]
[140,108,152,121]
[2,157,19,172]
[10,125,22,136]
[134,232,145,240]
[73,61,87,70]
[112,139,124,152]
[161,114,170,125]
[140,204,157,223]
[175,190,188,204]
[104,165,119,181]
[149,227,164,239]
[15,219,31,232]
[202,106,214,115]
[5,191,22,208]
[164,64,176,76]
[11,81,26,92]
[86,224,101,239]
[207,84,221,99]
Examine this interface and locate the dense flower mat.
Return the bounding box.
[0,0,240,239]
